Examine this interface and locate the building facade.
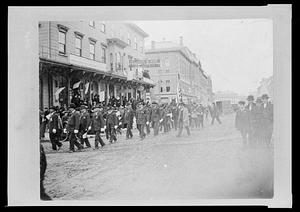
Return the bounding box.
[144,39,213,105]
[39,21,154,109]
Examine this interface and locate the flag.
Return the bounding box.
[73,81,81,89]
[54,87,65,100]
[85,82,90,94]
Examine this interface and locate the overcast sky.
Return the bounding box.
[133,19,273,96]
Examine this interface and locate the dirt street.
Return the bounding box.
[42,114,274,200]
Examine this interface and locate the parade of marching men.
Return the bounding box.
[38,20,275,200]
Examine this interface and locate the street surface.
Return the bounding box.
[42,113,274,200]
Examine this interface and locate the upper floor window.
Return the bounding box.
[75,35,82,56]
[116,52,121,70]
[101,21,105,33]
[139,40,143,53]
[101,47,106,63]
[166,86,171,92]
[89,42,95,60]
[166,80,170,84]
[134,37,137,50]
[127,33,131,46]
[58,30,66,54]
[166,69,170,73]
[89,21,95,28]
[165,58,170,67]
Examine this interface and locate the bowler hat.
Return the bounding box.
[49,106,57,110]
[256,98,262,103]
[247,95,254,101]
[69,103,76,109]
[261,94,269,99]
[80,105,87,110]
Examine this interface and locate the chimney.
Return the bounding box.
[179,36,183,46]
[151,41,155,49]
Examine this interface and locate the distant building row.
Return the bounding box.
[39,21,213,109]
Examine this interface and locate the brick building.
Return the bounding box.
[144,38,213,105]
[39,21,154,109]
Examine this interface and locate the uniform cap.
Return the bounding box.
[261,94,269,99]
[247,95,254,101]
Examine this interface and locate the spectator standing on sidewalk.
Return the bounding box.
[235,101,251,148]
[261,94,273,147]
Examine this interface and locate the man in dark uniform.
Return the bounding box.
[235,101,251,148]
[210,102,222,125]
[135,102,147,140]
[91,106,106,149]
[106,106,119,143]
[252,98,264,146]
[66,103,83,152]
[79,105,92,148]
[171,103,179,130]
[122,103,134,139]
[246,95,256,146]
[144,102,152,135]
[150,101,161,136]
[48,106,63,151]
[261,94,273,147]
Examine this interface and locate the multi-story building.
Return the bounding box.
[144,38,213,105]
[39,21,153,109]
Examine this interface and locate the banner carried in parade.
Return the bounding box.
[85,82,90,94]
[73,81,81,89]
[54,87,65,101]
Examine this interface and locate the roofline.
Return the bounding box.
[124,22,149,38]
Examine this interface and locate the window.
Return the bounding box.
[110,53,114,71]
[160,87,163,92]
[166,86,171,92]
[89,21,95,27]
[101,47,106,63]
[101,21,105,33]
[127,33,131,46]
[140,40,143,53]
[75,35,82,56]
[58,30,66,54]
[165,58,170,67]
[166,69,170,73]
[134,37,137,50]
[166,80,170,83]
[116,52,121,70]
[89,42,95,60]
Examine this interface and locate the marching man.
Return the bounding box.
[66,103,84,152]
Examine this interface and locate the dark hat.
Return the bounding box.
[49,106,57,110]
[261,94,269,99]
[247,95,254,101]
[69,103,76,109]
[238,101,246,105]
[80,105,87,110]
[256,97,262,103]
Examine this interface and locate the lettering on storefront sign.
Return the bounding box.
[129,59,161,68]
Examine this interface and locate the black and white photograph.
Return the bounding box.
[8,5,292,207]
